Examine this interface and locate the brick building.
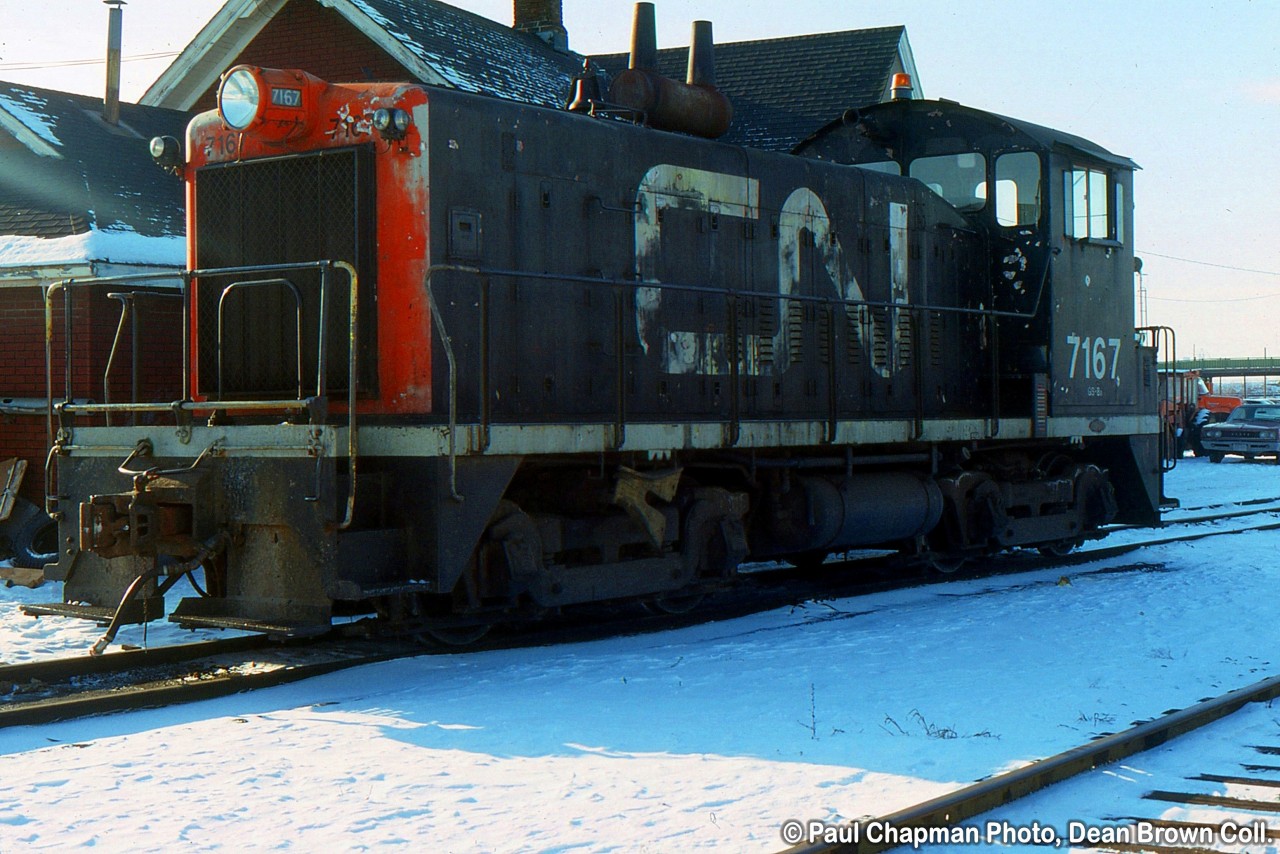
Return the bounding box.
[0,82,188,508]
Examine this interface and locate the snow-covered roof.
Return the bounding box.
[0,80,188,271]
[346,0,581,105]
[142,0,582,112]
[0,230,184,272]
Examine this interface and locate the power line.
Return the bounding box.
[1138,249,1280,303]
[0,51,178,71]
[1147,292,1280,303]
[1138,250,1280,277]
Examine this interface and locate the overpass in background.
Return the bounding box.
[1174,357,1280,380]
[1173,358,1280,397]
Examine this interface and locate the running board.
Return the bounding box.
[22,598,163,625]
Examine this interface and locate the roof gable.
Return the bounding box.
[592,26,918,152]
[143,0,582,111]
[0,80,187,263]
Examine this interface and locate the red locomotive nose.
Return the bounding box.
[217,65,327,141]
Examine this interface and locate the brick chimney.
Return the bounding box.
[514,0,568,52]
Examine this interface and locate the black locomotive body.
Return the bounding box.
[32,61,1162,641]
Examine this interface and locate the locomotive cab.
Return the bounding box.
[797,101,1159,523]
[797,100,1142,423]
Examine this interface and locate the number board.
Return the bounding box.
[271,88,303,108]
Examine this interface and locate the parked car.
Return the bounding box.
[1199,404,1280,463]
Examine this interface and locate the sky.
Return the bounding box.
[0,0,1277,358]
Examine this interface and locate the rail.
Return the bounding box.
[42,260,360,530]
[785,668,1280,854]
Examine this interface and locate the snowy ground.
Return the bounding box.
[1,456,1279,852]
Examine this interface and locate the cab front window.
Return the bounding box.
[994,151,1041,227]
[909,153,987,212]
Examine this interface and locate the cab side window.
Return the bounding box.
[1064,166,1123,242]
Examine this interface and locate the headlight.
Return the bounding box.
[219,67,261,130]
[148,135,182,169]
[371,108,412,141]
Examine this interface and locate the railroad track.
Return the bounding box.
[1071,504,1280,565]
[0,634,421,729]
[1116,493,1280,531]
[782,675,1280,854]
[5,498,1279,730]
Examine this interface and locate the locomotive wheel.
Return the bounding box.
[1037,539,1077,558]
[785,552,830,572]
[374,593,492,646]
[424,623,492,646]
[927,555,967,574]
[643,592,706,615]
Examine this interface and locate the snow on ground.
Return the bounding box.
[1,457,1279,852]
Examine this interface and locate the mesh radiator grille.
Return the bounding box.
[193,146,376,398]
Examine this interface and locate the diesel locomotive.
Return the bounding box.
[29,16,1163,645]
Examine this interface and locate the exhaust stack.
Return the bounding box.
[686,20,715,86]
[609,5,732,139]
[103,0,125,125]
[628,2,658,70]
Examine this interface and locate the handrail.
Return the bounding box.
[102,292,132,426]
[43,261,359,530]
[45,272,184,450]
[419,261,1044,500]
[424,266,469,502]
[102,290,186,426]
[44,273,184,517]
[216,278,305,402]
[1141,324,1179,475]
[45,257,1046,529]
[334,260,359,530]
